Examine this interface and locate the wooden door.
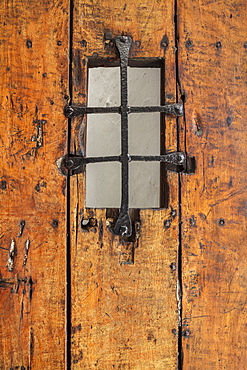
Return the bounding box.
[0,0,246,369]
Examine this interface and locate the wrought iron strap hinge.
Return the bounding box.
[57,35,195,237]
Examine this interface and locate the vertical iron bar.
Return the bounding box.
[119,37,129,215]
[114,36,132,236]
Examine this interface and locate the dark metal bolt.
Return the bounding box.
[182,330,190,338]
[104,30,113,41]
[134,40,141,48]
[216,41,222,49]
[186,39,193,48]
[19,220,25,228]
[170,262,177,271]
[80,40,87,47]
[190,216,196,227]
[52,219,59,228]
[160,35,169,50]
[26,39,32,48]
[170,208,177,219]
[0,180,7,190]
[81,219,89,227]
[164,219,171,228]
[65,159,74,169]
[226,116,232,127]
[219,218,225,226]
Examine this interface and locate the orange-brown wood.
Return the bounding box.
[178,0,247,368]
[2,0,246,368]
[69,0,180,368]
[0,1,68,368]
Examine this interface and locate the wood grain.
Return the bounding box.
[3,0,245,368]
[178,0,247,368]
[70,0,180,368]
[0,1,68,368]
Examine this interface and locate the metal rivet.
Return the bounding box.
[52,220,59,228]
[164,219,171,228]
[189,216,196,227]
[219,218,225,226]
[170,262,176,271]
[80,40,87,47]
[26,39,32,48]
[104,30,113,41]
[65,159,74,169]
[182,330,190,338]
[216,41,222,49]
[0,180,7,190]
[226,116,232,127]
[134,40,141,48]
[186,39,193,48]
[160,35,169,50]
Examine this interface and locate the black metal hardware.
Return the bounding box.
[58,35,194,237]
[59,153,186,172]
[64,103,184,118]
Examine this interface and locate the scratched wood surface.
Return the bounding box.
[178,0,247,368]
[70,0,179,368]
[0,1,68,368]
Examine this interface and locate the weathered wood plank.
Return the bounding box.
[178,0,247,368]
[70,0,180,368]
[0,1,68,368]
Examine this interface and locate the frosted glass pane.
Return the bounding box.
[129,113,160,155]
[86,66,160,209]
[86,114,121,156]
[129,162,160,208]
[128,68,160,106]
[88,67,120,107]
[86,163,121,208]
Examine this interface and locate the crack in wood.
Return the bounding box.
[6,238,15,272]
[0,275,27,293]
[23,239,30,266]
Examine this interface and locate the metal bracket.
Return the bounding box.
[57,35,195,237]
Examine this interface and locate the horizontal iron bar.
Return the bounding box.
[129,104,183,115]
[65,106,119,116]
[63,152,186,170]
[131,153,186,165]
[64,103,183,118]
[75,156,119,164]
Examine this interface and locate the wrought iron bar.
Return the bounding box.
[64,103,183,118]
[112,36,131,236]
[62,152,186,170]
